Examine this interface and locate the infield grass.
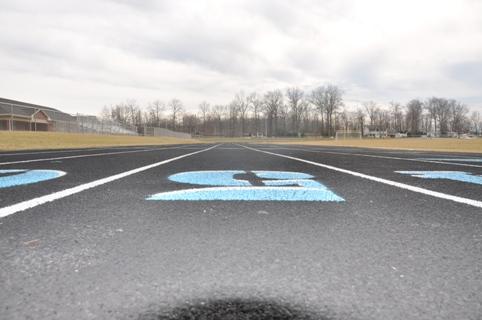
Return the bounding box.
[0,131,198,151]
[2,131,481,153]
[200,136,482,153]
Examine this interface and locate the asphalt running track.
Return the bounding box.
[0,144,481,320]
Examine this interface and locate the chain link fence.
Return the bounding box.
[0,100,192,139]
[140,126,192,139]
[72,115,138,135]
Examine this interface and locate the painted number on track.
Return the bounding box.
[397,171,482,186]
[147,170,344,201]
[0,169,66,189]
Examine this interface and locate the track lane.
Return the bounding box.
[0,144,480,320]
[0,144,205,165]
[0,145,213,208]
[0,145,152,157]
[252,144,482,202]
[256,145,482,168]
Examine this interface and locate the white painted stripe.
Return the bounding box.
[241,145,482,209]
[0,145,190,166]
[0,148,100,156]
[259,146,482,169]
[0,146,152,157]
[0,145,218,218]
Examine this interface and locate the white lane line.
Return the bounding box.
[0,145,191,166]
[0,146,155,157]
[257,146,482,169]
[0,148,101,157]
[241,145,482,209]
[0,145,219,218]
[0,145,161,157]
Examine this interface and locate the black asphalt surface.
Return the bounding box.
[0,143,481,320]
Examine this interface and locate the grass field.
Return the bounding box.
[0,131,198,151]
[200,136,482,153]
[1,132,481,153]
[281,137,482,153]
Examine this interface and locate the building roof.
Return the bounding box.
[0,97,75,121]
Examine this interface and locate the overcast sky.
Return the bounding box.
[1,0,481,115]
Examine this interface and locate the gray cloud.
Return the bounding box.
[0,0,481,113]
[449,61,482,86]
[132,31,260,76]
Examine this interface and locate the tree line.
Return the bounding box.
[100,85,482,137]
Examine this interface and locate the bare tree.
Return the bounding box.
[421,112,432,134]
[99,90,480,138]
[363,101,379,128]
[182,114,198,135]
[309,87,326,136]
[107,100,142,128]
[263,90,283,137]
[405,99,423,134]
[228,101,239,137]
[390,101,403,132]
[211,105,224,136]
[198,101,210,135]
[100,106,111,121]
[339,108,351,132]
[450,100,468,134]
[168,99,184,130]
[124,99,141,127]
[147,100,165,127]
[308,85,343,136]
[425,97,451,135]
[470,111,481,136]
[277,102,289,136]
[301,104,315,133]
[248,92,263,136]
[436,98,451,135]
[323,85,343,136]
[286,87,306,136]
[109,104,127,125]
[377,107,391,132]
[234,91,250,136]
[425,98,438,135]
[355,108,365,136]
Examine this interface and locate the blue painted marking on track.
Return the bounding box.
[147,186,344,201]
[169,170,250,186]
[396,171,482,186]
[0,170,66,188]
[148,170,344,201]
[262,179,327,188]
[252,171,313,180]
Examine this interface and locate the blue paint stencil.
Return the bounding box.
[396,171,482,186]
[0,169,66,188]
[147,186,344,201]
[147,170,344,201]
[252,171,313,180]
[169,170,250,186]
